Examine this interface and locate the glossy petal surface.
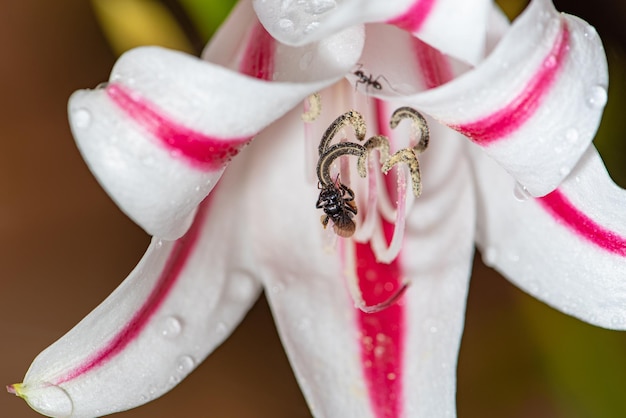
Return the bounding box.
[472,143,626,329]
[18,173,262,417]
[403,0,607,196]
[253,0,491,64]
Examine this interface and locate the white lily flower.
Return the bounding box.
[9,0,626,417]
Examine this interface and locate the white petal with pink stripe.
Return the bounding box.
[13,167,262,418]
[69,44,357,239]
[403,0,608,197]
[253,0,491,64]
[472,142,626,329]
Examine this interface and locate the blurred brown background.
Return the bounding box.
[2,1,626,417]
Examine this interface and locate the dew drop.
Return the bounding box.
[155,239,163,249]
[611,315,624,326]
[587,85,608,108]
[304,0,336,14]
[304,21,320,34]
[231,274,257,301]
[565,128,579,143]
[73,108,92,129]
[216,322,228,335]
[513,182,531,202]
[482,247,497,267]
[583,25,597,40]
[277,18,294,32]
[508,253,520,263]
[559,166,571,177]
[176,355,196,375]
[161,315,183,339]
[544,55,557,68]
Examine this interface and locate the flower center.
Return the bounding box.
[308,100,429,311]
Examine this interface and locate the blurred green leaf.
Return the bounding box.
[92,0,194,55]
[519,295,626,418]
[178,0,238,41]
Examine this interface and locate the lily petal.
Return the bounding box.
[234,96,476,416]
[69,47,348,239]
[404,0,608,197]
[253,0,491,64]
[472,143,626,330]
[13,177,262,417]
[204,0,365,83]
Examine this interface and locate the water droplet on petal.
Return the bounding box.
[583,25,597,40]
[513,182,531,202]
[230,273,257,301]
[587,85,608,108]
[559,166,571,177]
[544,55,557,68]
[304,0,336,14]
[176,355,195,375]
[611,315,624,327]
[155,239,163,249]
[304,21,320,34]
[161,315,183,338]
[528,280,540,294]
[73,108,91,129]
[216,322,228,335]
[565,128,579,143]
[482,247,498,267]
[277,18,294,32]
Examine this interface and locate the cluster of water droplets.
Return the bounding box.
[258,0,337,39]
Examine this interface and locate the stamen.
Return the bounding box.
[343,231,409,313]
[382,148,423,197]
[371,168,409,263]
[357,281,409,314]
[317,142,365,186]
[318,110,367,156]
[389,106,430,153]
[301,93,321,122]
[353,153,379,243]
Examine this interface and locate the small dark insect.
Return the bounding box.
[316,178,358,238]
[353,64,384,91]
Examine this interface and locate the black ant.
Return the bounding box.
[353,64,386,91]
[316,176,358,238]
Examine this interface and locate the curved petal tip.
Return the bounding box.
[10,383,74,418]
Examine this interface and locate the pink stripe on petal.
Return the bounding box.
[356,220,406,418]
[538,189,626,256]
[106,83,251,170]
[357,100,406,418]
[386,0,435,33]
[239,22,276,81]
[53,198,212,385]
[412,38,453,89]
[453,21,570,145]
